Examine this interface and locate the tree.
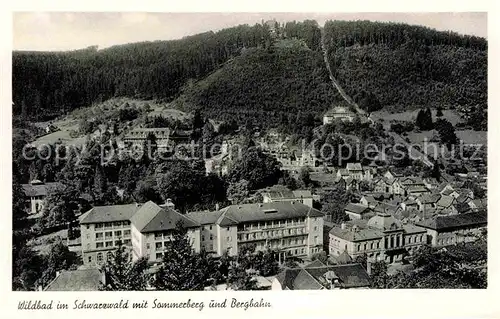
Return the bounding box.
[436,106,443,117]
[386,244,487,288]
[39,184,80,229]
[321,186,352,224]
[13,179,28,227]
[228,148,282,190]
[153,223,209,290]
[298,166,312,188]
[13,245,46,291]
[227,179,251,204]
[370,261,389,288]
[101,245,150,291]
[227,260,258,290]
[434,118,458,149]
[39,239,79,287]
[415,108,434,131]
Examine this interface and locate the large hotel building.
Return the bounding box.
[79,200,324,267]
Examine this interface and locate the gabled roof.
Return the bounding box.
[335,250,353,264]
[329,225,383,242]
[131,201,199,232]
[304,259,327,269]
[80,203,141,224]
[185,211,222,225]
[437,195,455,208]
[215,202,324,225]
[44,269,103,291]
[21,181,63,197]
[418,193,441,204]
[416,211,487,231]
[275,264,371,290]
[261,189,312,200]
[345,203,371,215]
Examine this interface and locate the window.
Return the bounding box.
[88,256,92,263]
[115,231,122,237]
[96,232,103,239]
[115,240,121,246]
[105,241,113,247]
[201,226,205,230]
[314,226,317,231]
[104,222,112,228]
[210,235,213,240]
[105,231,112,238]
[227,227,230,231]
[209,225,212,230]
[227,236,231,242]
[86,225,90,229]
[123,230,131,236]
[113,222,121,227]
[95,223,103,229]
[124,239,131,246]
[86,243,90,250]
[86,233,90,239]
[156,242,162,249]
[97,252,103,263]
[156,253,163,260]
[202,236,205,241]
[96,242,104,248]
[106,251,113,261]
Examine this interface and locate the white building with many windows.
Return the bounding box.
[187,201,324,259]
[80,200,325,268]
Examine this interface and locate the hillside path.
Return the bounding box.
[319,27,433,167]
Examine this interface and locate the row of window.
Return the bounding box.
[238,228,307,241]
[93,239,132,249]
[95,230,131,240]
[94,221,130,229]
[87,250,130,264]
[237,218,307,231]
[154,231,174,240]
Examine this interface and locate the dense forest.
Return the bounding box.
[323,20,487,111]
[13,19,487,123]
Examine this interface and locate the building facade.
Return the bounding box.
[80,200,325,268]
[188,201,324,259]
[416,211,487,247]
[329,213,427,263]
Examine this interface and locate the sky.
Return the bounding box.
[13,12,488,51]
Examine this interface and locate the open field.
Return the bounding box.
[31,98,191,147]
[456,130,487,145]
[372,109,463,126]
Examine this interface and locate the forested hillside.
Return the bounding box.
[172,41,344,131]
[13,19,487,123]
[13,24,273,120]
[323,20,487,111]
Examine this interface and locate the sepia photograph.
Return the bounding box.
[11,11,488,295]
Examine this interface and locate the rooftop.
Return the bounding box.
[215,201,324,225]
[416,211,487,231]
[44,269,103,291]
[275,263,371,290]
[80,203,141,224]
[21,181,63,197]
